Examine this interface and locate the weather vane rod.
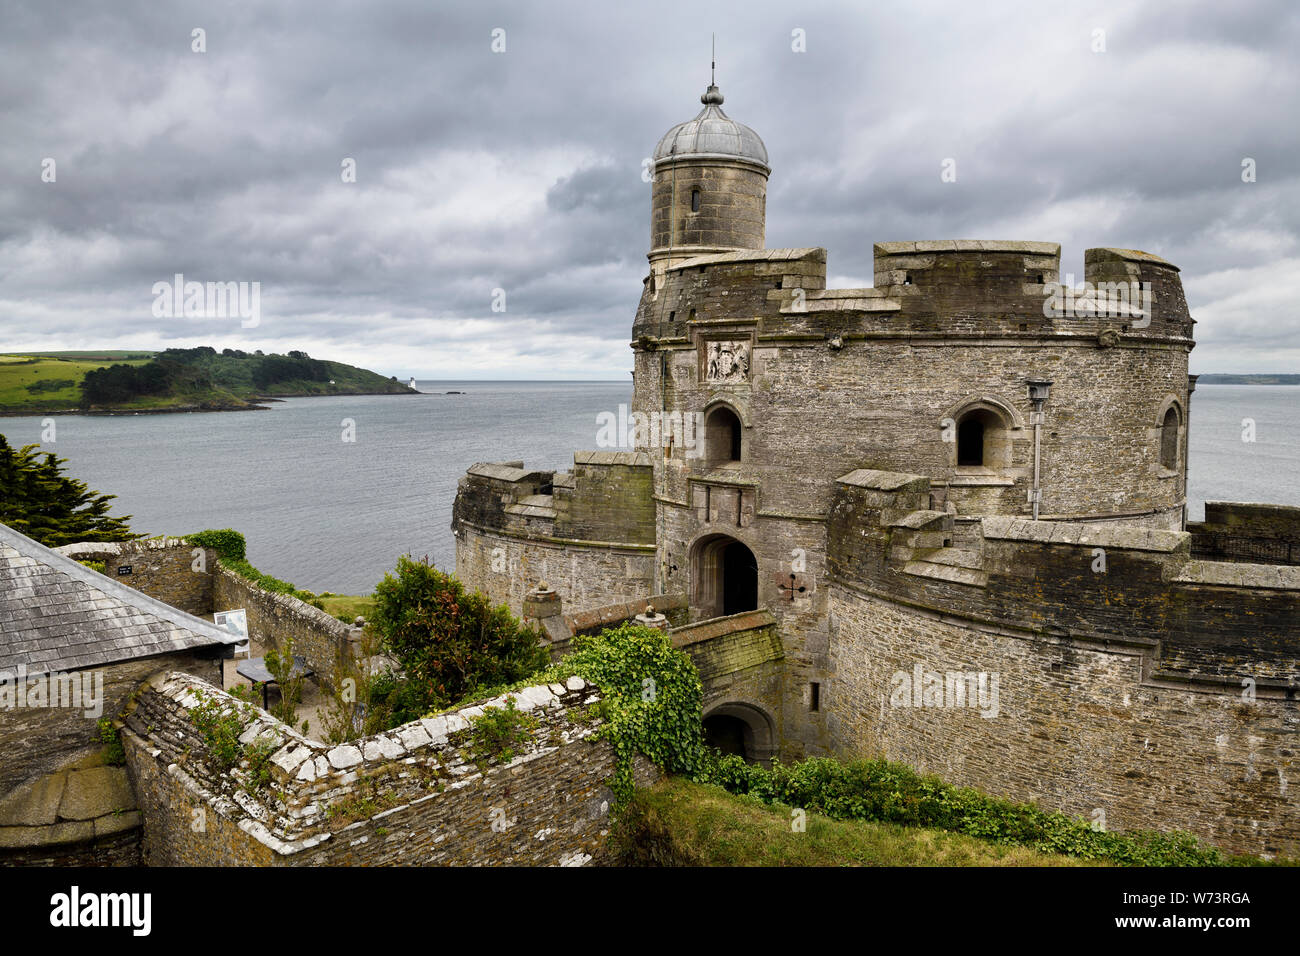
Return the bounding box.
[711,34,716,85]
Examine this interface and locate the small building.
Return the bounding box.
[0,522,241,864]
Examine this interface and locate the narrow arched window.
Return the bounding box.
[705,406,742,464]
[690,188,701,213]
[952,406,1010,471]
[1160,407,1179,469]
[957,416,986,466]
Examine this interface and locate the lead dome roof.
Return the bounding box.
[652,84,769,173]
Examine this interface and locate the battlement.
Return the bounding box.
[828,471,1300,686]
[634,239,1193,345]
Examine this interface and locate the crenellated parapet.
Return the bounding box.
[635,241,1193,347]
[827,469,1300,686]
[451,454,658,616]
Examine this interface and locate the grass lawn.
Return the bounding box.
[318,594,376,623]
[0,354,154,412]
[617,778,1108,867]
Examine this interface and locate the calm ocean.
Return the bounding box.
[1,382,1295,595]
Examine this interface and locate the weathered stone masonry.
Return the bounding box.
[826,470,1300,857]
[122,672,658,866]
[452,77,1300,856]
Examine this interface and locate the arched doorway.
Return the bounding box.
[702,702,777,764]
[692,534,759,619]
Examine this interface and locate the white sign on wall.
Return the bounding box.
[214,609,250,657]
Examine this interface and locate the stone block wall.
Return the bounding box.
[632,243,1191,527]
[823,471,1300,856]
[0,651,221,798]
[453,456,658,617]
[649,159,767,266]
[54,539,215,617]
[213,567,351,686]
[826,586,1299,858]
[122,671,659,866]
[1190,502,1300,565]
[554,452,656,544]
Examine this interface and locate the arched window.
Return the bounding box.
[705,406,742,464]
[690,187,701,213]
[1160,406,1179,470]
[957,416,985,466]
[954,408,1005,469]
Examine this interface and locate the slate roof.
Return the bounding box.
[0,522,240,676]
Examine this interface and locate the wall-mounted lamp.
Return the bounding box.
[1027,379,1053,407]
[1026,380,1053,519]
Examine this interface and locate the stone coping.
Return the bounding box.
[1085,247,1178,269]
[667,247,825,273]
[874,240,1061,256]
[1172,561,1300,591]
[980,516,1189,553]
[54,537,192,560]
[1204,500,1300,517]
[126,670,603,855]
[465,462,550,483]
[572,450,652,467]
[566,592,688,635]
[670,609,778,648]
[836,468,930,492]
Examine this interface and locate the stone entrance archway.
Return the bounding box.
[702,702,777,764]
[691,534,759,619]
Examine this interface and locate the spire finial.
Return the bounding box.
[701,35,724,107]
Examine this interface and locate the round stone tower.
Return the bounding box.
[648,82,769,271]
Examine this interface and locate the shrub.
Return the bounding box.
[556,623,706,802]
[695,752,1230,867]
[185,528,245,562]
[370,556,549,714]
[468,698,540,765]
[186,529,322,607]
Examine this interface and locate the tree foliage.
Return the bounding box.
[371,556,550,716]
[0,434,140,545]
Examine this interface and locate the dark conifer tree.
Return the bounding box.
[0,434,140,546]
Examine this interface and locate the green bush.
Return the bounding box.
[468,698,540,765]
[186,529,322,607]
[697,752,1231,867]
[370,556,550,715]
[185,528,246,562]
[555,623,706,802]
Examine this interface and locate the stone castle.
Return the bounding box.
[453,79,1300,856]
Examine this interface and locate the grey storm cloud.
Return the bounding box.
[0,0,1297,376]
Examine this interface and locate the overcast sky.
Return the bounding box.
[2,0,1297,377]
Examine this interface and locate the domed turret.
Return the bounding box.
[647,82,769,269]
[652,85,769,173]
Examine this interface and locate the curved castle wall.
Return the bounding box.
[452,454,657,617]
[825,472,1300,857]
